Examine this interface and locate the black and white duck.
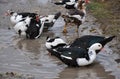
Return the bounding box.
[25,18,44,39]
[45,35,115,54]
[45,36,67,49]
[46,42,103,67]
[5,10,39,24]
[40,12,61,29]
[54,0,78,9]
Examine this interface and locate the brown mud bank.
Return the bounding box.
[87,0,120,53]
[0,0,120,79]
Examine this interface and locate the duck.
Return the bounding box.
[45,36,67,55]
[45,36,67,49]
[25,18,44,39]
[70,35,116,53]
[5,10,39,24]
[40,12,61,29]
[47,42,103,67]
[45,35,115,54]
[54,0,78,9]
[13,16,32,37]
[61,0,86,33]
[54,0,78,5]
[54,0,89,9]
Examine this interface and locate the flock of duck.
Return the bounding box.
[5,0,115,67]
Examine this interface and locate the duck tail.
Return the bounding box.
[99,36,116,46]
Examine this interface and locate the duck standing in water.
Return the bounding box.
[40,12,61,29]
[5,10,39,25]
[45,35,115,56]
[46,42,103,67]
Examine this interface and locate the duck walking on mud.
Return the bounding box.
[61,0,86,33]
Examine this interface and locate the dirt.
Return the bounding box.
[0,0,120,79]
[87,0,120,54]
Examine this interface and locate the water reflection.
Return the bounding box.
[37,0,49,4]
[56,62,115,79]
[0,0,120,79]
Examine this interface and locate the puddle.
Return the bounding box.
[0,0,120,79]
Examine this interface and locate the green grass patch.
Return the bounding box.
[87,1,112,20]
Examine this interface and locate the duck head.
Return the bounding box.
[5,10,16,16]
[77,0,86,10]
[89,43,103,51]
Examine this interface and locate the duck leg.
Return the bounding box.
[76,24,80,33]
[62,22,68,33]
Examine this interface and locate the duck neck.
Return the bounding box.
[81,8,86,15]
[88,49,96,62]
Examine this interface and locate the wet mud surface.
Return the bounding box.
[0,0,120,79]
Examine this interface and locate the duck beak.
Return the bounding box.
[100,47,104,51]
[4,11,9,16]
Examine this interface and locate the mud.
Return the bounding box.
[0,0,120,79]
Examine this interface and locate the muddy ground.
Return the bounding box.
[0,0,120,79]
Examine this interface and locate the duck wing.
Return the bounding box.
[68,9,85,17]
[57,47,90,61]
[18,13,37,18]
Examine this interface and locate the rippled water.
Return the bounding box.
[0,0,120,79]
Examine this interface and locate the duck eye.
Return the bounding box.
[98,45,101,47]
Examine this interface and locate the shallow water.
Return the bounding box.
[0,0,120,79]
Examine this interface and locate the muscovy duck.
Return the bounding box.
[5,10,39,24]
[45,35,115,54]
[46,42,103,67]
[40,12,61,29]
[54,0,78,9]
